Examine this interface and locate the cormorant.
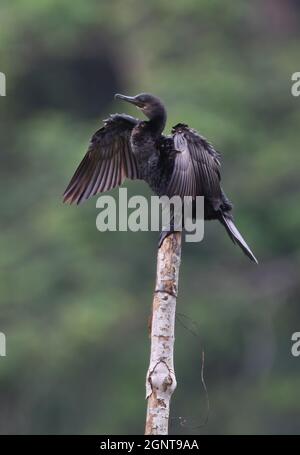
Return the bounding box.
[63,93,257,263]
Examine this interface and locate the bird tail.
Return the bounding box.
[219,213,258,264]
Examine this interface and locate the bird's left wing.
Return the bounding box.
[166,123,222,209]
[63,114,139,205]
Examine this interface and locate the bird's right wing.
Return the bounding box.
[166,123,222,210]
[63,114,140,204]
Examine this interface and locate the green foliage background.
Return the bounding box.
[0,0,300,434]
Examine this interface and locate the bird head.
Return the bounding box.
[114,92,165,121]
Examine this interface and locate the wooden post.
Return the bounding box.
[145,232,182,435]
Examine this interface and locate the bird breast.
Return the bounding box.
[130,123,162,187]
[130,123,157,160]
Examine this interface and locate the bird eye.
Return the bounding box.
[138,95,149,104]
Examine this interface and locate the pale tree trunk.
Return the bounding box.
[145,232,182,435]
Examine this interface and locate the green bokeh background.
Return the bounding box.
[1,0,300,434]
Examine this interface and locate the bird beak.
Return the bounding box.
[114,94,143,107]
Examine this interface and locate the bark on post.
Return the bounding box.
[145,232,182,435]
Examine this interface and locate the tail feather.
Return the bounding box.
[158,209,258,264]
[219,213,258,264]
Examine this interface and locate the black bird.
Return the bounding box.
[63,93,257,263]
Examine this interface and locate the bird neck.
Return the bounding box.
[147,109,167,136]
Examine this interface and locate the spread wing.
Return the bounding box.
[166,123,222,209]
[63,114,140,205]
